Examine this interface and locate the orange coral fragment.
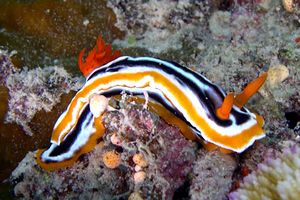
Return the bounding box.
[234,73,268,108]
[102,150,121,169]
[216,92,234,120]
[78,35,121,77]
[133,153,148,167]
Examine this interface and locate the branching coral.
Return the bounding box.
[229,145,300,200]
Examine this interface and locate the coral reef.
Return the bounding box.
[102,97,198,199]
[5,64,83,136]
[3,0,300,199]
[229,145,300,200]
[108,0,300,142]
[190,1,300,149]
[189,150,237,200]
[10,99,197,199]
[0,50,85,183]
[11,144,130,199]
[1,48,84,136]
[108,0,212,53]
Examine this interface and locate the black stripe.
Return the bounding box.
[48,105,93,157]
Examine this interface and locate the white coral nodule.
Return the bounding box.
[229,145,300,200]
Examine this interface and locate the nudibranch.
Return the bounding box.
[36,36,267,170]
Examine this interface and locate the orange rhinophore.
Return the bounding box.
[216,92,234,120]
[234,73,268,108]
[78,36,121,77]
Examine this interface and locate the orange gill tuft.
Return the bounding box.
[78,35,121,77]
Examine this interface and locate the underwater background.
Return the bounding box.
[0,0,299,199]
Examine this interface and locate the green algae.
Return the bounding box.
[127,35,136,45]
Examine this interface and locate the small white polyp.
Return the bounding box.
[89,94,109,118]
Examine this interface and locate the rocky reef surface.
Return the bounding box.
[0,0,300,199]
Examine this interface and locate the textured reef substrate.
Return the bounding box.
[11,102,199,199]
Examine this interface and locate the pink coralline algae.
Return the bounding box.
[10,99,197,199]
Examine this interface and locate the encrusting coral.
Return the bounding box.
[229,145,300,200]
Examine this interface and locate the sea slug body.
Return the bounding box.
[36,36,267,170]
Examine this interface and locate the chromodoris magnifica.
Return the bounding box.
[36,36,267,170]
